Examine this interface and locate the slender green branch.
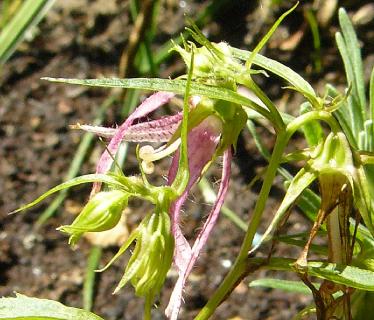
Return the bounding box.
[286,110,340,137]
[242,78,286,132]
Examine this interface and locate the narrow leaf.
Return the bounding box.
[252,257,374,291]
[10,173,131,214]
[42,77,271,120]
[250,167,317,253]
[231,48,316,102]
[249,278,319,295]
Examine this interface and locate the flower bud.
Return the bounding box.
[114,209,174,297]
[58,190,128,245]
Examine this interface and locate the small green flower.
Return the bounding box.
[58,190,129,246]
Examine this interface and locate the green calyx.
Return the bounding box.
[173,39,243,89]
[58,190,129,246]
[311,132,354,176]
[115,209,174,297]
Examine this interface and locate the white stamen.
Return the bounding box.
[141,161,155,175]
[139,139,181,163]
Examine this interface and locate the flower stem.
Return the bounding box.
[144,294,153,320]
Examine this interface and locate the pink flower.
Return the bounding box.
[78,92,232,319]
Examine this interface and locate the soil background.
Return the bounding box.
[1,1,374,319]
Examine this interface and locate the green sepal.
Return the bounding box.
[112,210,174,298]
[215,102,247,154]
[58,190,129,246]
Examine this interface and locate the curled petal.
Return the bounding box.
[92,91,174,194]
[166,116,225,319]
[167,116,222,271]
[73,112,182,143]
[166,148,231,320]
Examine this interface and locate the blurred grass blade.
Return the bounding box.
[198,177,248,232]
[0,0,55,65]
[304,9,321,73]
[249,278,319,295]
[83,246,102,311]
[0,293,103,319]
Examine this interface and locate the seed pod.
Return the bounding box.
[58,190,128,245]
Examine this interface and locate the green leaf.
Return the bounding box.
[42,77,272,121]
[354,166,374,237]
[370,67,374,123]
[338,8,366,112]
[251,257,374,291]
[0,293,104,319]
[0,0,55,64]
[249,278,319,295]
[351,291,374,320]
[11,173,142,214]
[250,167,317,253]
[231,47,317,105]
[245,3,298,70]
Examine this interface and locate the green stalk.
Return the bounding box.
[144,294,152,320]
[243,78,286,132]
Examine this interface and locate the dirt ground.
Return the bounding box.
[1,1,374,319]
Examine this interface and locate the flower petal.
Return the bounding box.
[165,148,231,320]
[92,91,175,193]
[74,112,182,143]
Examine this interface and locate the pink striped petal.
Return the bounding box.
[91,91,174,194]
[166,116,225,319]
[73,112,182,143]
[165,148,231,320]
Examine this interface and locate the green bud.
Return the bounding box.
[173,41,241,87]
[58,190,128,246]
[312,132,354,176]
[114,210,174,297]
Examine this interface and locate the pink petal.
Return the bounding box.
[74,112,182,142]
[166,116,225,319]
[91,91,174,194]
[166,148,231,320]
